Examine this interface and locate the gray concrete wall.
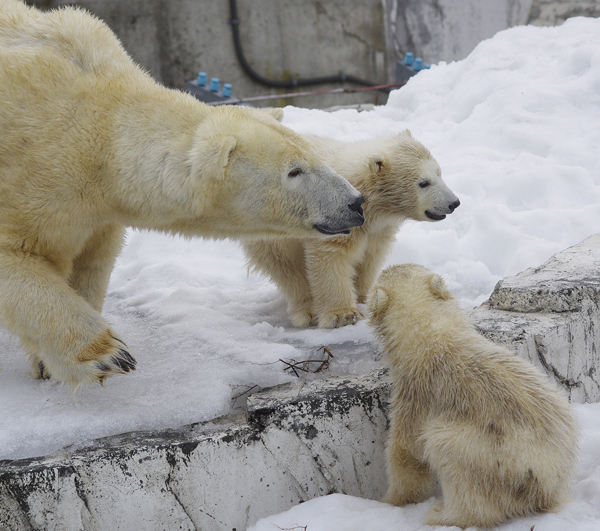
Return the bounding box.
[25,0,599,109]
[42,0,389,109]
[530,0,600,26]
[383,0,533,67]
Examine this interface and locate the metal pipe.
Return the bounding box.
[206,81,407,105]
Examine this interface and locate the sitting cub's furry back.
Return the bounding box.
[243,131,459,329]
[368,264,578,529]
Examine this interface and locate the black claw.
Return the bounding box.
[118,349,136,367]
[111,357,128,372]
[110,334,128,348]
[111,355,134,372]
[38,361,51,379]
[96,362,111,372]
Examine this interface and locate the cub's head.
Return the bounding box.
[187,106,364,238]
[368,263,452,328]
[367,131,460,222]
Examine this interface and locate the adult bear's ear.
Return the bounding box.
[268,108,284,122]
[189,135,237,181]
[429,275,451,300]
[368,154,386,175]
[368,286,389,314]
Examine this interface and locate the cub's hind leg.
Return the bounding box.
[384,435,435,506]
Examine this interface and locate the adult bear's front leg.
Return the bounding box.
[69,223,126,312]
[0,249,135,386]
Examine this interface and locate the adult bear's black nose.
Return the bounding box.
[449,199,460,213]
[349,195,365,219]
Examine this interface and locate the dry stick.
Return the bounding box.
[231,384,260,401]
[280,346,334,377]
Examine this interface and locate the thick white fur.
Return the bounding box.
[368,264,579,529]
[0,0,363,386]
[243,132,459,328]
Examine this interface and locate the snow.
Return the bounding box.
[249,402,600,531]
[1,16,600,478]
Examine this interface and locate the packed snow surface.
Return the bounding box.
[1,18,600,464]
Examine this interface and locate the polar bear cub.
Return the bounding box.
[243,131,459,328]
[368,264,578,529]
[0,0,364,387]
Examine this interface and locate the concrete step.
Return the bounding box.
[471,234,600,403]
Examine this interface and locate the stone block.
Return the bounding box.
[472,234,600,403]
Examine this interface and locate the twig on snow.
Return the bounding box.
[279,346,334,377]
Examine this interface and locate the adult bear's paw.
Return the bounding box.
[93,334,137,383]
[68,329,136,387]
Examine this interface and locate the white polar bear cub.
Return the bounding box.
[368,264,579,529]
[243,131,459,328]
[0,0,364,387]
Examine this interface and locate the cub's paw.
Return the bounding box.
[30,359,51,380]
[289,301,317,328]
[424,501,445,526]
[290,310,317,328]
[318,308,365,329]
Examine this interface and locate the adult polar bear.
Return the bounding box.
[0,0,364,386]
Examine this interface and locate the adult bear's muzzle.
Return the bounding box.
[315,193,365,235]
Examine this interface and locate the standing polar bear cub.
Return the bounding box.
[368,264,578,529]
[244,131,459,328]
[0,0,364,386]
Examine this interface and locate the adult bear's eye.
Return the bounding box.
[419,180,430,188]
[288,168,303,178]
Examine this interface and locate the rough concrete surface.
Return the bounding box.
[472,234,600,403]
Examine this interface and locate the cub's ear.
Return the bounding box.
[399,129,413,139]
[368,154,386,175]
[368,286,389,314]
[268,108,284,122]
[189,135,237,180]
[429,275,451,300]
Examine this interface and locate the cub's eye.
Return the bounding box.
[419,181,430,188]
[288,168,303,178]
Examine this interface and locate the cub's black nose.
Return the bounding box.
[349,195,365,217]
[449,199,460,213]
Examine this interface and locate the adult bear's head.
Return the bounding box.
[186,106,364,239]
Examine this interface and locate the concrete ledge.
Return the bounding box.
[2,234,600,530]
[0,370,391,531]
